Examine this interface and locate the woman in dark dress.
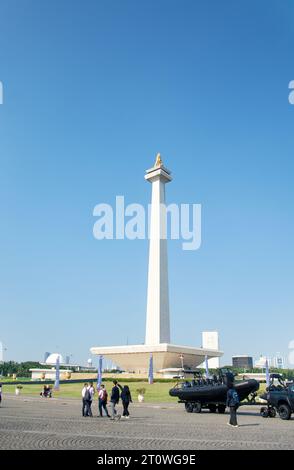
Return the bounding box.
[120,385,132,418]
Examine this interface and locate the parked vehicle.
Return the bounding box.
[260,374,294,420]
[169,368,259,414]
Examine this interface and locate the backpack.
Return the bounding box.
[231,389,240,406]
[84,388,91,401]
[101,389,108,402]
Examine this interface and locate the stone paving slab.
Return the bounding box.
[0,396,294,450]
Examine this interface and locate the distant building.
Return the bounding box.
[232,355,253,369]
[255,355,271,369]
[202,331,220,368]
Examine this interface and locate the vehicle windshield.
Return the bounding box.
[268,374,286,390]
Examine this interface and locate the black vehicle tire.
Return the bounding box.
[218,405,226,414]
[208,404,216,413]
[269,407,276,418]
[260,407,269,418]
[185,402,194,413]
[278,403,291,420]
[193,402,202,413]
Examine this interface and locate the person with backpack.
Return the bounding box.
[120,385,132,418]
[226,383,240,427]
[110,380,122,420]
[87,382,95,417]
[98,384,110,417]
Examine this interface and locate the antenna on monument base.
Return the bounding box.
[180,354,184,369]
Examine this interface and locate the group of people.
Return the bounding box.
[40,385,52,398]
[1,377,240,427]
[82,380,132,420]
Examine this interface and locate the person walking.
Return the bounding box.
[82,383,89,417]
[110,380,122,420]
[226,383,240,427]
[0,382,2,407]
[87,382,95,417]
[98,384,110,417]
[121,385,132,418]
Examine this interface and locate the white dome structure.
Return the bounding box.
[45,353,64,365]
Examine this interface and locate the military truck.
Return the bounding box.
[260,373,294,420]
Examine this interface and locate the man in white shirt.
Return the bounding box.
[81,383,89,417]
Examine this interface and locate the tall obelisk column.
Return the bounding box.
[145,154,172,345]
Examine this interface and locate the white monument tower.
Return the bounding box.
[91,154,223,373]
[145,154,171,345]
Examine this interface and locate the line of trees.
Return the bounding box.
[0,361,49,377]
[0,361,75,378]
[1,362,293,380]
[222,366,294,380]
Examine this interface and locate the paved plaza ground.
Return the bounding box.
[0,395,294,450]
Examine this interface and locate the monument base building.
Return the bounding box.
[90,343,222,374]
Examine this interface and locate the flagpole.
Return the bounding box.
[97,355,103,390]
[148,353,153,385]
[205,355,209,379]
[265,358,270,388]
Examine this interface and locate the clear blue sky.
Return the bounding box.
[0,0,293,367]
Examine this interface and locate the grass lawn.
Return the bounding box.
[0,377,29,383]
[2,381,179,403]
[257,382,266,395]
[2,380,267,403]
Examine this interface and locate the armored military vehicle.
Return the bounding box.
[260,373,294,420]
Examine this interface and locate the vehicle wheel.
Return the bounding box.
[260,407,269,418]
[269,407,276,418]
[208,404,216,413]
[278,403,291,420]
[193,402,202,413]
[185,402,194,413]
[218,405,226,414]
